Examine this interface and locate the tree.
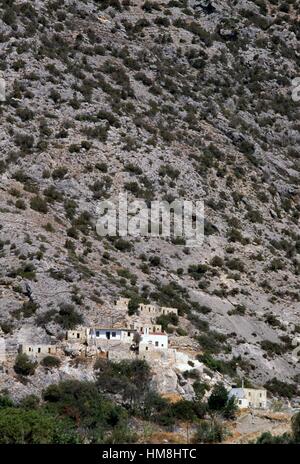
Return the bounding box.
[193,380,208,401]
[41,356,61,368]
[171,400,197,421]
[207,383,237,419]
[55,303,83,329]
[43,380,125,431]
[193,419,226,443]
[256,431,292,444]
[292,411,300,443]
[128,298,139,315]
[208,383,228,412]
[222,396,238,420]
[0,408,79,444]
[14,354,37,376]
[0,394,14,408]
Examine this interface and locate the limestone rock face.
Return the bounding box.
[0,0,300,400]
[151,367,179,395]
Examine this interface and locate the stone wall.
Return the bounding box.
[19,344,60,359]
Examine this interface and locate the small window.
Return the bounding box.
[77,333,80,339]
[48,348,51,353]
[127,332,130,337]
[96,331,100,337]
[38,348,41,353]
[155,341,159,347]
[239,400,242,405]
[146,347,148,351]
[112,332,116,338]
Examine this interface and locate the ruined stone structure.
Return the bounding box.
[12,300,177,366]
[113,298,178,319]
[19,344,59,359]
[130,322,162,334]
[66,329,89,342]
[138,303,178,318]
[114,298,131,311]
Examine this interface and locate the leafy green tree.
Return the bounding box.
[193,419,226,443]
[19,395,40,410]
[207,383,237,419]
[55,303,83,329]
[222,396,238,420]
[43,380,125,432]
[156,313,179,331]
[256,431,292,444]
[193,380,209,401]
[142,391,170,421]
[14,353,37,376]
[128,297,140,315]
[0,408,79,444]
[41,355,61,368]
[96,359,152,411]
[0,394,14,408]
[208,383,228,411]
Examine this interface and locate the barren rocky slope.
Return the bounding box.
[0,0,300,398]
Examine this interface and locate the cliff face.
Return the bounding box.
[0,0,300,396]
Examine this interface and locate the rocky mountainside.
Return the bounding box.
[0,0,300,398]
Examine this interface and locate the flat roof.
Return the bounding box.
[92,328,136,332]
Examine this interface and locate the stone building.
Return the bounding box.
[138,303,178,318]
[229,387,267,409]
[130,322,163,334]
[113,298,178,318]
[66,328,89,342]
[19,344,59,359]
[114,298,131,310]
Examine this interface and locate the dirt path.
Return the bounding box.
[225,410,292,444]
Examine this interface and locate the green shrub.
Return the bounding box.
[188,264,209,280]
[30,196,48,214]
[14,354,37,376]
[52,167,68,179]
[15,199,26,210]
[256,431,292,444]
[260,340,286,357]
[156,313,179,331]
[264,378,298,399]
[206,383,237,420]
[55,304,83,330]
[193,419,226,443]
[21,301,38,318]
[0,408,78,444]
[41,356,61,368]
[114,238,133,252]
